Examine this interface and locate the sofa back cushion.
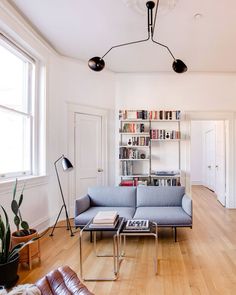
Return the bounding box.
[137,186,185,207]
[88,186,136,207]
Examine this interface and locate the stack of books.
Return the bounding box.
[89,211,119,228]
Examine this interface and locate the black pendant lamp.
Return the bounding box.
[88,1,187,73]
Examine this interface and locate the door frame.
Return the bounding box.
[186,111,234,208]
[204,127,216,191]
[67,103,108,216]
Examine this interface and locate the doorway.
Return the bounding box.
[67,104,108,215]
[75,113,104,197]
[191,120,226,206]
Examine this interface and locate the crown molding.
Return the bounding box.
[0,0,59,56]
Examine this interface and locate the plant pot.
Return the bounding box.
[0,254,19,288]
[11,229,40,269]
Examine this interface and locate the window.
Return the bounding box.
[0,34,36,179]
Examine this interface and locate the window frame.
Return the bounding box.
[0,33,37,180]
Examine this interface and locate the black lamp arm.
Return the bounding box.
[102,36,150,59]
[102,1,155,59]
[54,154,64,166]
[151,38,176,60]
[152,0,160,38]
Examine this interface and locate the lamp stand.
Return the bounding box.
[50,156,74,237]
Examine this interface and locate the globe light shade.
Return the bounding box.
[61,157,73,171]
[88,56,105,71]
[172,59,187,73]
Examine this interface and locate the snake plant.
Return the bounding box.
[0,205,30,264]
[11,179,31,237]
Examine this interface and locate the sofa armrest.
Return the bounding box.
[75,195,91,217]
[182,194,192,217]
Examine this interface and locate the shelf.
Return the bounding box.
[150,120,180,122]
[150,139,180,142]
[119,145,149,148]
[120,119,150,122]
[120,175,150,178]
[150,174,180,178]
[119,159,149,161]
[120,132,150,136]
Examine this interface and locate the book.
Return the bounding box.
[93,211,118,224]
[124,219,150,231]
[89,216,119,229]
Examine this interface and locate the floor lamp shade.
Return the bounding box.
[62,157,73,171]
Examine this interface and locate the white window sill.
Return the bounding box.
[0,175,49,195]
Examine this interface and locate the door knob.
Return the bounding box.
[208,165,211,169]
[98,168,103,172]
[215,165,219,168]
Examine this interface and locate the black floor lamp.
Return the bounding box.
[50,155,74,237]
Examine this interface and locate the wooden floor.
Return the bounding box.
[18,186,236,294]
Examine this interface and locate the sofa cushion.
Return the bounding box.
[137,186,185,207]
[133,207,192,226]
[88,187,136,207]
[74,206,136,226]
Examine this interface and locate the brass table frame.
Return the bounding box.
[116,221,158,275]
[79,217,125,281]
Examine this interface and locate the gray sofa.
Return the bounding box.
[74,186,192,241]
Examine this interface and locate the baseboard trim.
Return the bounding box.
[191,181,203,185]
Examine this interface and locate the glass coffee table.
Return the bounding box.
[116,221,158,275]
[79,217,125,281]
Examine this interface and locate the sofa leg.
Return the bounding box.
[174,227,177,242]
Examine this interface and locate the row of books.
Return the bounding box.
[150,129,181,140]
[153,178,180,186]
[149,110,181,120]
[120,161,133,176]
[119,110,181,120]
[120,179,148,186]
[121,123,146,133]
[119,147,147,160]
[125,136,150,146]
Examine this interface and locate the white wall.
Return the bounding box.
[116,73,236,110]
[0,2,116,232]
[190,121,204,184]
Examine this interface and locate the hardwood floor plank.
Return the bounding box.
[18,186,236,294]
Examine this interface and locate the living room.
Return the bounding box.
[0,0,236,294]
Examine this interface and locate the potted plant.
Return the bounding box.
[0,205,33,288]
[11,179,40,269]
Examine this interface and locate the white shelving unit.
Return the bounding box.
[118,110,183,186]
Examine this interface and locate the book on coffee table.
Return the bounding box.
[93,211,118,224]
[89,211,119,229]
[123,219,150,232]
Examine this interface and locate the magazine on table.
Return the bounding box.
[89,214,119,229]
[123,219,150,232]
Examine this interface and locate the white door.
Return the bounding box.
[205,129,216,191]
[75,113,104,197]
[215,121,226,206]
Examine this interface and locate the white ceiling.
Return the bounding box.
[9,0,236,73]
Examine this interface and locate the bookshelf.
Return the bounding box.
[119,110,183,187]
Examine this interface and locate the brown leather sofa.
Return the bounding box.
[36,266,94,295]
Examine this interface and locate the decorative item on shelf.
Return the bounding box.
[140,153,146,159]
[11,179,40,270]
[50,155,74,237]
[88,1,187,73]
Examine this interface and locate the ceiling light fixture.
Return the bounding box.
[88,0,187,73]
